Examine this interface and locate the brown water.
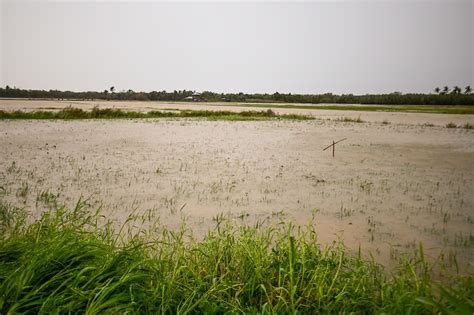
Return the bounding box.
[1,100,473,272]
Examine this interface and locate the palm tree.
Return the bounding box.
[110,86,115,93]
[465,86,472,94]
[434,87,440,94]
[451,86,461,94]
[442,86,450,95]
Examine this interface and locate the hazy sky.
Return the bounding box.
[1,0,473,94]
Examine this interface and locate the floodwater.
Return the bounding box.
[1,99,473,272]
[1,98,474,126]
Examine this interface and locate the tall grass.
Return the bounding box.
[0,107,312,121]
[0,199,472,313]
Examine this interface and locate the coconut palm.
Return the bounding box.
[110,86,115,93]
[434,87,440,94]
[451,86,461,94]
[442,86,450,94]
[465,86,472,94]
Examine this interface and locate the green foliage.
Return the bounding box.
[0,200,472,313]
[0,107,313,121]
[1,86,473,105]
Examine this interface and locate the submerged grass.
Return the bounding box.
[334,116,364,123]
[0,107,312,121]
[445,122,474,129]
[0,199,472,314]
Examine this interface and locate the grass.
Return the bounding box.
[335,116,364,123]
[445,122,474,129]
[0,199,472,314]
[211,103,474,115]
[0,107,313,121]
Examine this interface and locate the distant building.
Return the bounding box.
[184,92,202,102]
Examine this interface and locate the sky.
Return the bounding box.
[1,0,473,94]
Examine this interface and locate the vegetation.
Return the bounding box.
[1,86,473,105]
[335,116,364,123]
[0,107,313,121]
[444,122,474,130]
[0,199,472,314]
[219,103,474,115]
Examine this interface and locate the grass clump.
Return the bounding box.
[0,107,313,121]
[335,116,364,123]
[0,200,472,314]
[444,122,474,129]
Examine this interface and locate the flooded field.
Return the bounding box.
[1,100,473,272]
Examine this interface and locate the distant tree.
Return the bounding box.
[5,85,10,90]
[442,86,450,94]
[465,86,472,94]
[434,87,440,94]
[110,86,115,93]
[451,86,461,94]
[103,89,108,94]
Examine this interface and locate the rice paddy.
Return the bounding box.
[0,100,473,313]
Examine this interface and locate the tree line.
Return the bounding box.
[1,85,473,105]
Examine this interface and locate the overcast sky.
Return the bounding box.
[1,0,473,94]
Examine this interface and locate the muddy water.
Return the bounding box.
[1,98,474,126]
[1,103,473,272]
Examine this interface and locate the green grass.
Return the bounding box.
[0,107,313,121]
[335,116,364,123]
[211,103,474,115]
[0,199,472,314]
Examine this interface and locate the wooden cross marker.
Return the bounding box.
[323,138,347,157]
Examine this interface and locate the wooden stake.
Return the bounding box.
[323,138,347,158]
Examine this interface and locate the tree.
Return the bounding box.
[110,86,115,93]
[465,86,472,94]
[103,89,108,94]
[451,86,461,94]
[442,86,450,94]
[5,85,10,90]
[434,87,440,94]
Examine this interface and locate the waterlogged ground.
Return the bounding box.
[1,101,473,273]
[2,98,474,126]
